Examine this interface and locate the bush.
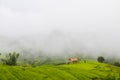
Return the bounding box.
[114,62,120,67]
[97,56,105,63]
[1,52,20,66]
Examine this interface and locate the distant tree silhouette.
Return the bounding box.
[114,62,120,67]
[1,52,19,66]
[97,56,105,63]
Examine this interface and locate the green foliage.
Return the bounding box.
[97,56,105,63]
[1,52,19,66]
[0,61,120,80]
[114,62,120,67]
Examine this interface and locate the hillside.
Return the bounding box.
[0,61,120,80]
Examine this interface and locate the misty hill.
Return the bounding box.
[0,31,85,57]
[0,61,120,80]
[1,31,120,59]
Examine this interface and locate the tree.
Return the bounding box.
[2,52,20,66]
[114,62,120,67]
[97,56,105,63]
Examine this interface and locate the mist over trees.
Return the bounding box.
[0,31,120,60]
[0,0,120,65]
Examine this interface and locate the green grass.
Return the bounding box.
[0,61,120,80]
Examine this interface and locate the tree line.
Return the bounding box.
[0,52,120,67]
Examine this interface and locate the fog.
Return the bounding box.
[0,0,120,58]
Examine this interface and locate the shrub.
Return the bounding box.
[1,52,20,66]
[97,56,105,63]
[114,62,120,67]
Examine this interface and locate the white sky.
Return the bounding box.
[0,0,120,57]
[0,0,120,36]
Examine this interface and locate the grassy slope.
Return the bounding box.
[0,61,120,80]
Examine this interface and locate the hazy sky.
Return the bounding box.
[0,0,120,36]
[0,0,120,57]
